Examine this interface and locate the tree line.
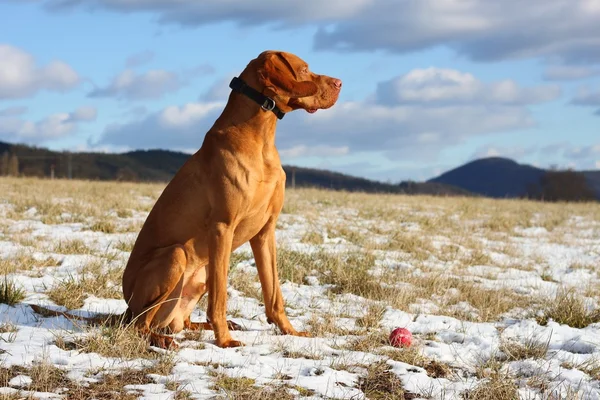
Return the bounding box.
[0,146,597,202]
[527,169,597,202]
[0,152,19,176]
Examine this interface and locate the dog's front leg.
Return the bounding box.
[207,221,242,348]
[250,220,310,337]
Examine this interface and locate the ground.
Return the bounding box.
[1,177,600,399]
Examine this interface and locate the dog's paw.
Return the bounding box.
[150,333,179,350]
[227,320,244,331]
[217,339,245,348]
[280,328,312,338]
[292,330,312,338]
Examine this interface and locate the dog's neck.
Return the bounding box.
[212,91,280,147]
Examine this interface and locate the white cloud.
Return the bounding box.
[278,101,534,161]
[125,50,154,68]
[70,106,97,122]
[0,44,79,99]
[376,68,560,106]
[96,69,558,158]
[89,63,214,100]
[201,76,233,102]
[543,65,600,81]
[98,101,223,150]
[470,145,538,160]
[0,106,96,143]
[89,69,182,100]
[44,0,367,25]
[0,106,27,117]
[564,144,600,159]
[39,0,600,65]
[571,87,600,106]
[534,142,600,169]
[279,145,349,159]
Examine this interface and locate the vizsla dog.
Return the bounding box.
[122,50,341,348]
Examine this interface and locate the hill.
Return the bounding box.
[0,141,469,196]
[429,157,600,199]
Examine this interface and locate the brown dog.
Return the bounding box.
[122,50,341,348]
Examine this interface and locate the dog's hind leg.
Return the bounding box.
[124,245,188,345]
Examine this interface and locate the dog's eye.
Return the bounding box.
[301,67,308,74]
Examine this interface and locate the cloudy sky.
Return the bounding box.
[1,0,599,182]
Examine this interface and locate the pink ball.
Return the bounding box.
[389,327,412,347]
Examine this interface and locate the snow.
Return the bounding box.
[2,188,600,399]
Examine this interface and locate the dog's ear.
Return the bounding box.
[259,53,318,98]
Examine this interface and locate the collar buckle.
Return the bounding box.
[261,97,276,112]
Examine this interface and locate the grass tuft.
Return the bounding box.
[536,288,600,328]
[357,361,405,400]
[89,220,117,233]
[210,373,294,400]
[47,260,122,309]
[499,336,549,361]
[0,277,25,306]
[465,371,519,400]
[59,324,154,360]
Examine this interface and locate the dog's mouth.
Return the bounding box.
[307,108,318,114]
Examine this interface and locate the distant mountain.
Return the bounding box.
[429,157,600,199]
[0,141,469,196]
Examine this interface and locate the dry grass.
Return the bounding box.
[88,219,117,233]
[301,231,324,245]
[536,288,600,328]
[0,251,58,275]
[55,322,155,360]
[47,259,122,309]
[465,371,519,400]
[115,239,135,252]
[327,223,367,246]
[277,248,424,311]
[499,335,549,361]
[276,247,315,284]
[402,274,530,322]
[0,360,177,399]
[229,251,253,270]
[380,230,434,260]
[356,303,386,329]
[229,271,262,301]
[0,277,25,306]
[0,177,161,220]
[341,330,389,353]
[356,361,405,400]
[52,239,93,255]
[3,178,600,398]
[0,322,17,334]
[0,362,71,393]
[210,373,295,400]
[562,357,600,380]
[305,312,353,337]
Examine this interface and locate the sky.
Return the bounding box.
[0,0,599,182]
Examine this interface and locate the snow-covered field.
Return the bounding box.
[1,176,600,399]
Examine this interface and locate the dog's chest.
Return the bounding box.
[232,169,284,246]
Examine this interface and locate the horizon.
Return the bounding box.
[1,1,599,182]
[5,139,598,185]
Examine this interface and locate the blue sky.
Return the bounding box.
[1,0,599,182]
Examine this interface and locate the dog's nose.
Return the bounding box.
[332,79,342,89]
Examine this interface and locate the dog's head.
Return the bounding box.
[243,50,342,114]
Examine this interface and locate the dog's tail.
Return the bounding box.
[29,304,132,327]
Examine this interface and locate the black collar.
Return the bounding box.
[229,77,285,120]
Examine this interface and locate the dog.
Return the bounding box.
[121,50,342,348]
